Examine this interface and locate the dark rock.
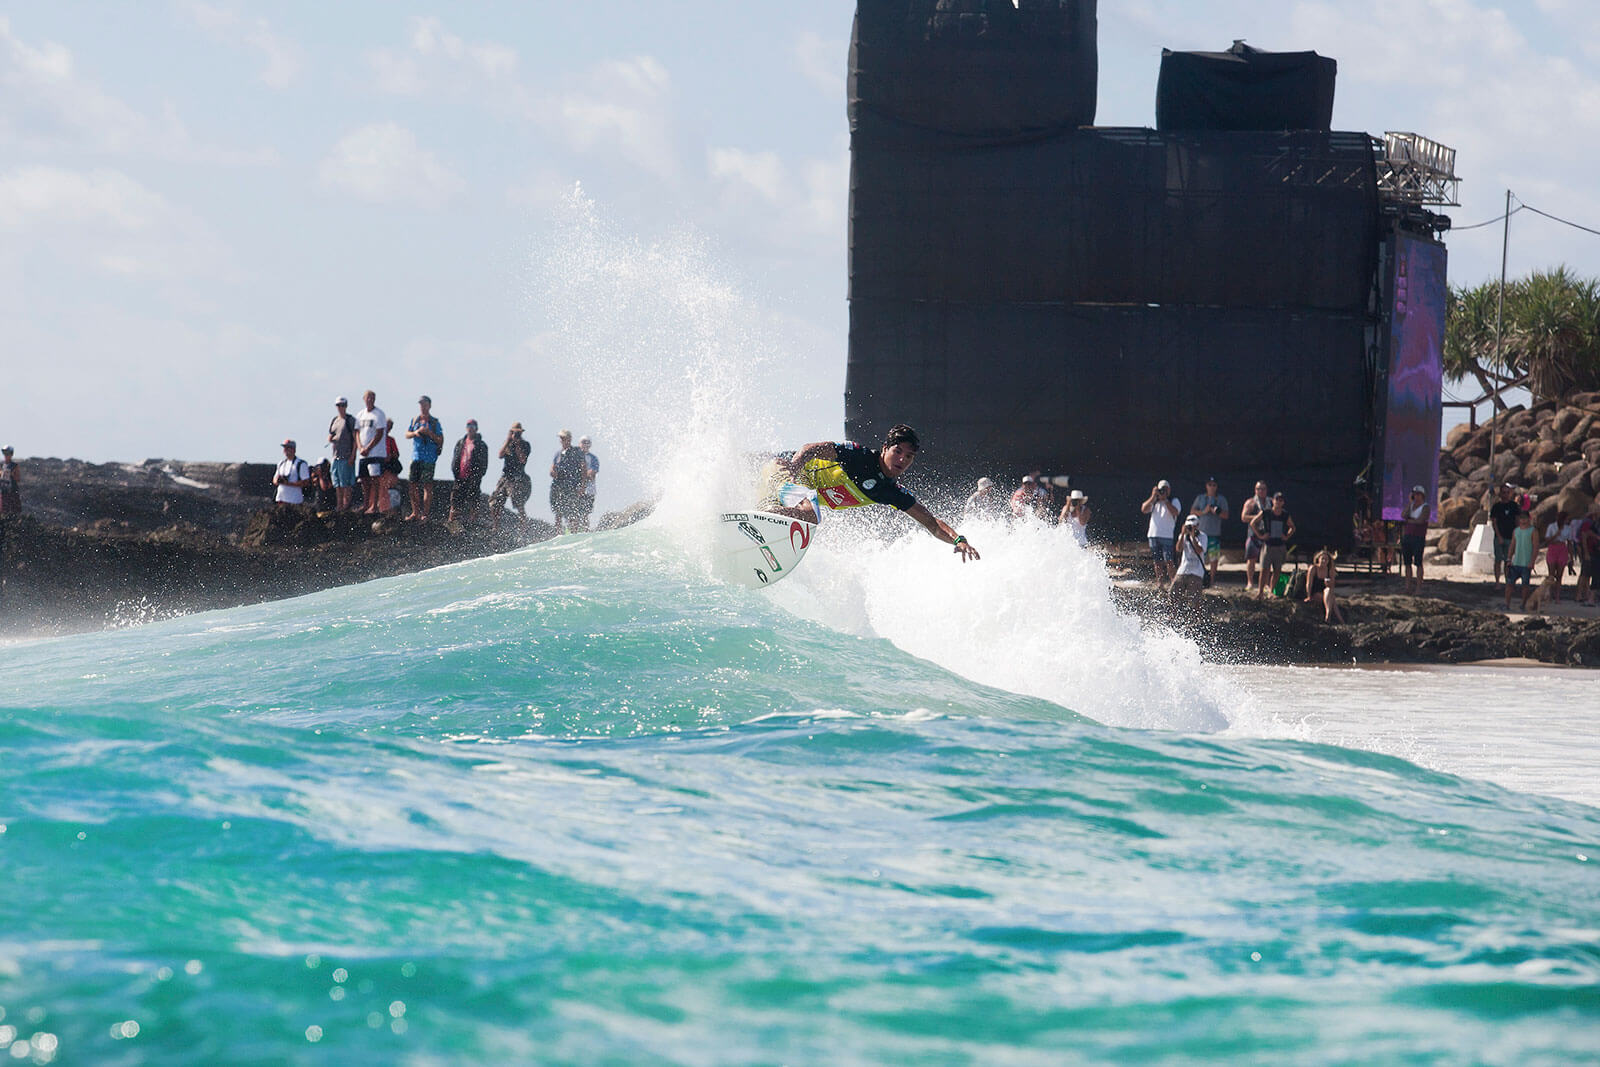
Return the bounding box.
[1445,423,1473,449]
[1438,497,1478,529]
[1437,528,1470,554]
[1525,461,1560,486]
[1553,407,1585,436]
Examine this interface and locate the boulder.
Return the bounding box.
[1590,467,1600,496]
[1512,440,1537,461]
[1438,496,1479,529]
[1508,409,1536,430]
[1472,507,1489,527]
[1445,422,1473,449]
[1553,406,1585,436]
[1490,451,1522,483]
[1564,414,1595,454]
[1524,461,1560,486]
[1452,427,1493,461]
[1437,527,1471,554]
[1531,440,1563,464]
[1571,391,1600,410]
[1560,460,1592,488]
[1456,453,1488,476]
[1532,486,1594,529]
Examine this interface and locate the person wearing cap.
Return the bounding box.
[1142,479,1181,585]
[490,422,534,534]
[0,446,20,517]
[1009,474,1039,521]
[327,397,358,512]
[404,395,445,522]
[1249,492,1297,599]
[1190,477,1229,588]
[1059,488,1091,548]
[1239,480,1272,592]
[549,429,588,534]
[575,435,600,531]
[1488,482,1522,589]
[272,439,310,506]
[1400,484,1431,595]
[763,424,980,561]
[963,476,1003,522]
[355,390,388,514]
[1171,514,1208,600]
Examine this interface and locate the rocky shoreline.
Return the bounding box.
[2,456,1597,666]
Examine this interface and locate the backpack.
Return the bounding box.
[554,446,586,489]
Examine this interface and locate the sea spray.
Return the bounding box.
[533,191,1249,731]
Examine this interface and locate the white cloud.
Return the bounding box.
[317,122,466,206]
[0,165,225,278]
[367,15,519,97]
[541,56,678,179]
[182,2,303,89]
[708,148,785,203]
[794,30,845,96]
[0,15,275,164]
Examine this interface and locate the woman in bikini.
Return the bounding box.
[1304,547,1344,623]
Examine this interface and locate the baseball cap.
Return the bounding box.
[281,438,295,448]
[1022,474,1036,483]
[1,446,12,454]
[466,419,478,428]
[1412,484,1425,493]
[1158,479,1171,488]
[418,395,431,404]
[1205,475,1218,483]
[335,396,348,406]
[1184,515,1199,526]
[579,436,592,445]
[977,477,993,490]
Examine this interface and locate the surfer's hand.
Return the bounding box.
[954,538,979,562]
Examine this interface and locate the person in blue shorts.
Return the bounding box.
[766,424,980,562]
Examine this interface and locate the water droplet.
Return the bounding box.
[399,962,416,978]
[75,832,85,841]
[1250,951,1262,962]
[331,968,347,984]
[155,967,173,982]
[329,987,345,1002]
[184,960,202,976]
[366,1012,384,1029]
[221,821,231,831]
[304,1025,323,1043]
[1578,853,1589,862]
[304,954,321,970]
[388,1001,406,1018]
[390,1018,408,1035]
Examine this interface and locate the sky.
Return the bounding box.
[5,1,1600,515]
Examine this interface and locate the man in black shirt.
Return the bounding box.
[1488,482,1522,588]
[768,423,980,562]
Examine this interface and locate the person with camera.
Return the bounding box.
[1170,515,1208,600]
[272,439,310,507]
[1142,479,1181,585]
[489,422,534,533]
[1190,476,1229,588]
[1059,489,1091,548]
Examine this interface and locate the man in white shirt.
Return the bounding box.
[273,439,310,506]
[1171,515,1208,599]
[355,389,388,515]
[1141,478,1181,584]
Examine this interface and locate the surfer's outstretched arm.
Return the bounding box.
[906,502,980,562]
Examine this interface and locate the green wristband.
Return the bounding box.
[952,534,967,546]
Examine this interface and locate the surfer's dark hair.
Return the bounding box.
[884,424,920,452]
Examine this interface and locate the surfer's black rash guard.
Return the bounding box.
[799,442,917,512]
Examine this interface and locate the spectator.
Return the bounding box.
[576,435,600,531]
[405,395,444,523]
[272,439,310,506]
[549,429,587,534]
[447,419,489,526]
[381,419,402,514]
[307,458,333,511]
[1059,489,1091,548]
[1239,480,1271,592]
[1251,492,1296,599]
[1353,492,1392,574]
[1488,482,1521,589]
[1505,508,1540,611]
[1009,475,1038,521]
[490,422,534,533]
[1304,547,1344,623]
[355,390,388,515]
[1141,479,1180,584]
[0,446,20,516]
[327,397,357,511]
[1575,504,1600,606]
[1190,476,1229,588]
[963,477,1003,521]
[1544,510,1573,603]
[1030,470,1055,518]
[1170,515,1207,600]
[1400,485,1429,595]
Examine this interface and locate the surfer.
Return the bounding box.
[765,424,980,562]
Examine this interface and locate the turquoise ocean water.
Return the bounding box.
[4,520,1600,1065]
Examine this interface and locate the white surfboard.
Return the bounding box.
[715,511,815,588]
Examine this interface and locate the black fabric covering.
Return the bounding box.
[849,0,1098,136]
[1156,41,1336,132]
[850,127,1377,311]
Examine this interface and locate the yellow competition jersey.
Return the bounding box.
[800,443,917,512]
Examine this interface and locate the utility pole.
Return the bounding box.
[1488,188,1511,477]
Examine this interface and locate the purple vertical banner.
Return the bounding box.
[1381,235,1447,521]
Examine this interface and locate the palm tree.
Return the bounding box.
[1444,266,1600,406]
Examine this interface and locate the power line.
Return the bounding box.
[1517,202,1600,239]
[1452,205,1521,231]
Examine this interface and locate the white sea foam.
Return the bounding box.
[534,190,1247,732]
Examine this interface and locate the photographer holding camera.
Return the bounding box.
[1142,478,1181,584]
[1171,514,1208,600]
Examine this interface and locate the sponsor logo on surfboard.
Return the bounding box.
[760,546,782,571]
[738,521,765,545]
[790,521,810,551]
